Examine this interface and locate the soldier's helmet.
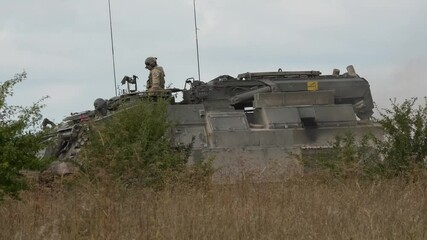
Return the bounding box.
[145,57,157,68]
[94,98,108,116]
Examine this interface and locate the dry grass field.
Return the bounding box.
[1,174,426,240]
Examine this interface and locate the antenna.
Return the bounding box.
[193,0,201,81]
[108,0,118,96]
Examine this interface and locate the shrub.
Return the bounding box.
[303,132,379,179]
[79,99,211,189]
[304,98,427,180]
[0,72,47,200]
[375,98,427,177]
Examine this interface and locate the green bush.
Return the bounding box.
[0,72,47,200]
[305,98,427,180]
[375,98,427,177]
[79,99,211,189]
[304,132,379,179]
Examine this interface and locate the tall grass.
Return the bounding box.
[1,176,426,239]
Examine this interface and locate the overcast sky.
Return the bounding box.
[1,0,426,122]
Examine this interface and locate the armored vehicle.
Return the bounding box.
[43,65,381,180]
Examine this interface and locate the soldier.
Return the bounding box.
[93,98,108,117]
[145,57,165,94]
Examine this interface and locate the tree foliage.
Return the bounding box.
[0,72,46,200]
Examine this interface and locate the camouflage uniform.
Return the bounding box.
[147,66,165,93]
[145,57,165,94]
